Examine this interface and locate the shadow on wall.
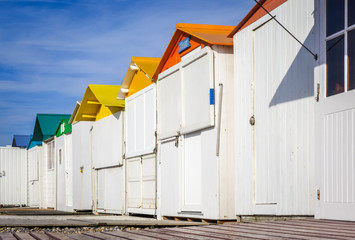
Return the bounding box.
[269,27,316,107]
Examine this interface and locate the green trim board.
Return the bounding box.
[55,119,72,137]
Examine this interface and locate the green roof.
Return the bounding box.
[55,119,72,137]
[32,114,71,141]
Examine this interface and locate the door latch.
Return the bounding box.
[249,115,255,126]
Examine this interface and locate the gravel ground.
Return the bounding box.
[0,226,150,234]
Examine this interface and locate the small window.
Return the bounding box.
[349,30,355,91]
[348,0,355,27]
[47,141,55,170]
[326,35,344,96]
[58,149,62,165]
[326,0,345,37]
[325,0,354,96]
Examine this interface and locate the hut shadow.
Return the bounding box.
[269,28,315,107]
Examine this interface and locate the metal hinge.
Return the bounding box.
[315,83,320,102]
[317,189,320,200]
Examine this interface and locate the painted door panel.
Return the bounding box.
[158,47,214,140]
[315,0,355,221]
[253,20,278,206]
[182,132,202,212]
[160,138,180,216]
[126,154,156,214]
[125,84,156,158]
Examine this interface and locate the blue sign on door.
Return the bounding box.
[210,89,215,105]
[178,36,191,54]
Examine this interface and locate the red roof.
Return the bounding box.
[228,0,288,37]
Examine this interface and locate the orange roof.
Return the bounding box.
[153,23,234,80]
[228,0,288,37]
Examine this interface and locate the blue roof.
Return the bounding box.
[27,137,42,150]
[12,135,31,148]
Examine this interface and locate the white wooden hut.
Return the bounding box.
[71,120,93,212]
[42,137,56,209]
[0,146,27,206]
[55,119,73,212]
[72,85,125,214]
[229,0,315,216]
[28,114,71,209]
[314,0,355,221]
[153,23,235,220]
[117,57,160,215]
[27,142,42,207]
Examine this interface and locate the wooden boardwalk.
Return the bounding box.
[1,219,354,239]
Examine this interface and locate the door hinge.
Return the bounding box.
[315,83,320,102]
[317,189,320,200]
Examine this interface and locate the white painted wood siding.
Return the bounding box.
[72,121,93,211]
[233,0,315,215]
[0,147,27,206]
[28,146,41,207]
[125,84,156,158]
[314,0,355,220]
[158,46,235,220]
[157,47,214,140]
[126,153,156,215]
[56,134,73,212]
[92,111,123,168]
[96,167,124,214]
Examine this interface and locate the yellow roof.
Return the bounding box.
[117,57,160,99]
[74,85,125,122]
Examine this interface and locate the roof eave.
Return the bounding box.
[228,0,267,37]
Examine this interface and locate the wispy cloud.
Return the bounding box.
[0,0,255,145]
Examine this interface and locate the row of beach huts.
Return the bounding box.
[1,0,354,222]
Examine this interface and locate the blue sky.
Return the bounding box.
[0,0,254,146]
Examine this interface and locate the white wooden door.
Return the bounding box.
[253,19,278,210]
[126,154,156,214]
[315,0,355,221]
[181,132,202,212]
[160,138,180,216]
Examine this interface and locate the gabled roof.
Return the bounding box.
[55,119,72,137]
[117,57,161,100]
[12,135,31,148]
[152,23,235,80]
[32,114,71,142]
[69,101,81,124]
[228,0,288,37]
[27,137,42,150]
[74,85,125,122]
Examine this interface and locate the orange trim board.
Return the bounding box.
[152,23,234,80]
[228,0,288,37]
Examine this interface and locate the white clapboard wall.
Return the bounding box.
[125,84,157,215]
[233,0,315,215]
[0,147,27,206]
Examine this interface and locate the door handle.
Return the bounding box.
[250,115,255,126]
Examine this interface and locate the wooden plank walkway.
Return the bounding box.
[0,219,354,239]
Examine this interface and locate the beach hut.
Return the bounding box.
[117,57,160,215]
[70,101,93,212]
[313,0,355,221]
[153,23,235,220]
[29,114,71,209]
[27,138,42,207]
[0,146,27,206]
[72,85,125,214]
[54,119,73,212]
[229,0,315,217]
